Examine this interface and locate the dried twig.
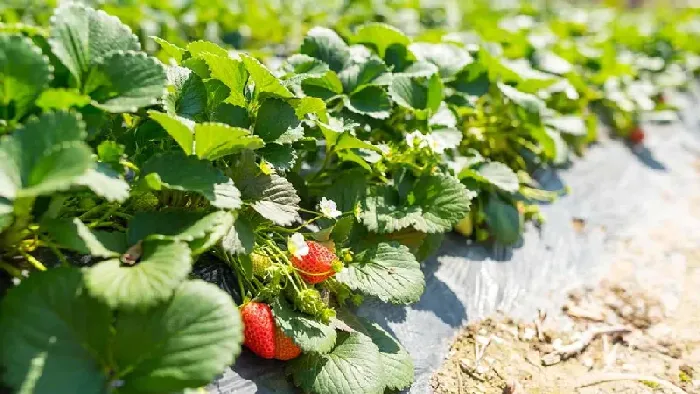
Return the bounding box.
[577,372,688,394]
[543,325,631,365]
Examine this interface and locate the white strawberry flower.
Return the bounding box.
[319,197,342,219]
[405,131,428,148]
[424,134,447,154]
[288,233,309,258]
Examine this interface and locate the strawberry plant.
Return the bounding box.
[1,2,699,394]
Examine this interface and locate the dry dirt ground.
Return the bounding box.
[431,209,700,393]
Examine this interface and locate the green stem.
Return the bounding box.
[0,260,22,278]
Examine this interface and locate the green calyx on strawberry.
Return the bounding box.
[240,302,301,360]
[291,240,343,284]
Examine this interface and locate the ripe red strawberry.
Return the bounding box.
[291,241,340,284]
[629,127,645,145]
[240,302,275,359]
[241,302,302,361]
[274,327,302,360]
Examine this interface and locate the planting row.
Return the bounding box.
[0,3,698,394]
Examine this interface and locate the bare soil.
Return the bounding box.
[431,217,700,394]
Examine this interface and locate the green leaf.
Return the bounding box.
[259,143,298,171]
[359,320,414,390]
[484,194,521,245]
[335,132,381,153]
[409,43,473,80]
[149,111,194,155]
[85,240,192,311]
[211,103,250,128]
[221,215,255,255]
[253,98,301,142]
[288,332,383,394]
[353,23,410,58]
[194,123,264,160]
[411,175,474,233]
[339,57,389,94]
[241,54,293,99]
[301,71,344,100]
[127,210,234,254]
[0,198,13,233]
[285,54,330,76]
[200,52,248,107]
[301,27,350,72]
[337,242,424,304]
[360,175,475,234]
[345,85,392,119]
[389,73,443,113]
[186,40,229,57]
[271,298,337,354]
[164,65,207,120]
[141,151,241,210]
[544,115,586,136]
[44,218,125,258]
[0,34,52,119]
[49,3,140,86]
[460,162,519,193]
[76,163,130,202]
[230,154,300,226]
[498,83,545,114]
[35,88,92,111]
[0,268,111,394]
[324,169,367,212]
[91,51,167,113]
[152,36,185,63]
[114,280,243,393]
[0,111,92,199]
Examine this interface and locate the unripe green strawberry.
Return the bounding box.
[240,302,275,359]
[291,241,341,284]
[454,214,473,237]
[250,252,272,277]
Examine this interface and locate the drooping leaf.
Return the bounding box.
[484,194,521,245]
[272,298,337,354]
[127,210,234,254]
[544,115,587,136]
[114,280,243,393]
[75,163,130,202]
[221,215,255,255]
[43,218,126,258]
[49,3,140,86]
[0,111,92,200]
[0,34,52,119]
[148,111,194,155]
[337,242,424,304]
[358,319,414,390]
[301,27,350,72]
[90,51,167,113]
[241,54,293,99]
[141,151,241,210]
[0,268,111,394]
[85,240,192,311]
[498,82,545,114]
[288,332,383,394]
[460,161,520,193]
